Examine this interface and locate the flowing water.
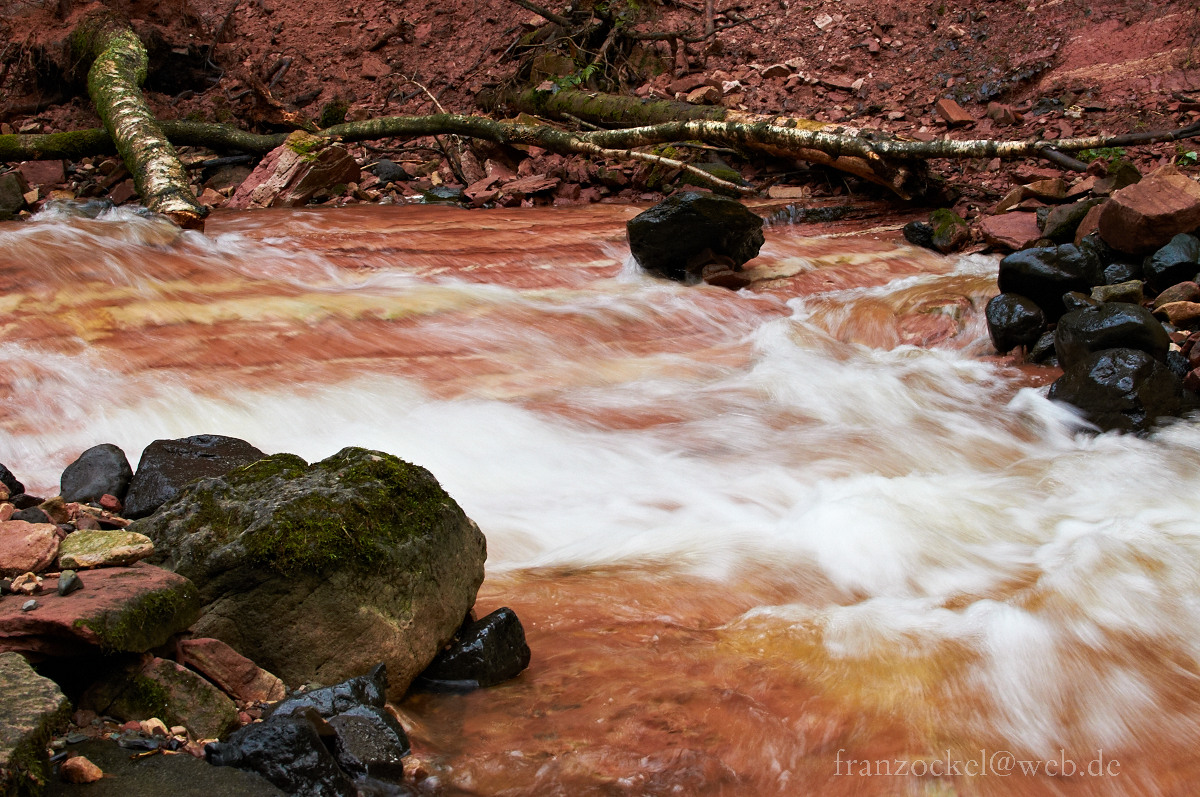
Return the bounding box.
[2,202,1199,796]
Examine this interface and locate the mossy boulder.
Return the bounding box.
[132,447,486,700]
[0,653,70,797]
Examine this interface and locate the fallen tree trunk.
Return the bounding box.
[4,108,1198,200]
[70,12,207,228]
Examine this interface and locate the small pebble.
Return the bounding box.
[57,570,83,596]
[21,599,38,612]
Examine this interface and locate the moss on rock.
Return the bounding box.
[73,573,200,653]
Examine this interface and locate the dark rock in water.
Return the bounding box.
[46,738,286,797]
[133,447,486,700]
[929,208,970,254]
[0,463,25,498]
[1048,348,1185,433]
[985,293,1046,354]
[60,444,133,504]
[206,716,357,797]
[1168,349,1190,380]
[416,607,531,690]
[902,221,935,250]
[368,159,409,184]
[1142,233,1200,294]
[268,664,388,720]
[997,244,1103,321]
[626,192,765,282]
[1028,330,1058,364]
[124,434,267,519]
[1053,302,1170,370]
[421,186,466,204]
[1062,291,1098,311]
[326,704,410,779]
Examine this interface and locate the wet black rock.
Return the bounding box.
[1028,330,1058,365]
[59,444,133,504]
[902,220,935,250]
[415,607,532,690]
[626,192,765,282]
[1041,197,1105,244]
[206,715,356,797]
[1047,348,1186,433]
[1078,233,1142,286]
[123,434,267,519]
[326,704,410,779]
[997,244,1104,320]
[9,493,43,510]
[985,293,1046,354]
[267,664,388,721]
[1053,302,1170,370]
[368,159,409,184]
[0,463,25,497]
[1142,233,1200,294]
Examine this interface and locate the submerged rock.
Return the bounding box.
[626,192,764,282]
[134,447,486,699]
[985,293,1046,354]
[415,607,531,690]
[1053,302,1170,370]
[1047,347,1186,433]
[124,435,267,520]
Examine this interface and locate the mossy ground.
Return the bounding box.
[73,579,200,653]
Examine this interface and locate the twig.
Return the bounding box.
[505,0,572,27]
[266,56,292,90]
[1037,146,1087,172]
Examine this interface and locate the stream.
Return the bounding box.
[2,202,1199,795]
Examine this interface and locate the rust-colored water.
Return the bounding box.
[2,203,1198,795]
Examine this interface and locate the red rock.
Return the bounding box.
[0,504,13,522]
[500,174,559,198]
[1153,301,1200,328]
[108,180,137,205]
[978,212,1043,251]
[16,160,66,187]
[686,85,721,104]
[226,131,361,210]
[760,63,791,80]
[935,98,973,127]
[985,102,1022,125]
[59,756,103,784]
[178,637,286,704]
[667,75,710,94]
[1024,178,1067,201]
[0,562,199,659]
[1074,201,1106,245]
[1097,165,1200,254]
[198,187,226,208]
[360,54,391,79]
[98,494,122,513]
[0,521,59,577]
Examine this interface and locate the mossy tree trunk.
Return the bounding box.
[71,12,208,229]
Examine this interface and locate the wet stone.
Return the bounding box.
[1048,347,1187,433]
[326,704,410,779]
[1142,233,1200,294]
[627,192,765,282]
[124,434,267,520]
[1054,302,1170,370]
[416,607,532,690]
[267,663,388,720]
[60,444,133,505]
[985,293,1046,354]
[205,715,357,797]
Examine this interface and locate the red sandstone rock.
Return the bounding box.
[226,131,362,209]
[98,494,122,513]
[0,562,199,659]
[1097,165,1200,254]
[17,160,66,187]
[935,98,973,126]
[177,637,287,704]
[59,756,103,784]
[1153,301,1200,329]
[978,212,1043,251]
[0,521,59,577]
[1074,201,1106,245]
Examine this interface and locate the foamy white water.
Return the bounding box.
[3,205,1199,789]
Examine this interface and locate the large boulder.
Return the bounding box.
[1097,164,1200,254]
[133,447,486,700]
[60,444,133,505]
[1047,348,1186,433]
[1053,302,1170,370]
[996,244,1103,321]
[985,293,1046,354]
[0,652,70,797]
[626,191,764,281]
[124,435,267,520]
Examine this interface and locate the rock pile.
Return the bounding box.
[0,436,529,796]
[983,165,1200,432]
